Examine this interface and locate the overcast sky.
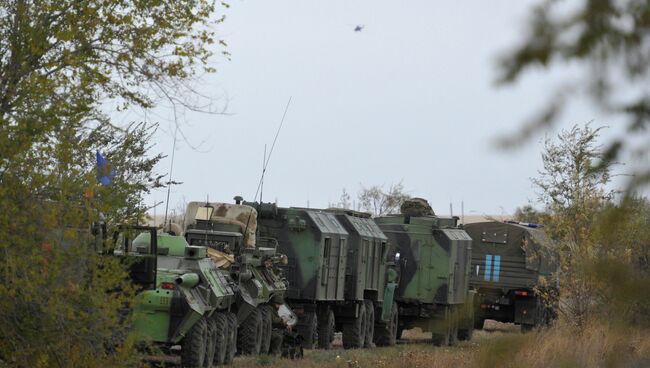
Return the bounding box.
[133,0,635,217]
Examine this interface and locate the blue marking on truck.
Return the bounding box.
[484,255,493,281]
[493,255,501,282]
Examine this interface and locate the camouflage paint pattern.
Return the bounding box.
[464,221,558,326]
[374,215,472,306]
[374,212,475,338]
[129,232,236,344]
[185,201,258,248]
[183,201,290,318]
[254,207,349,302]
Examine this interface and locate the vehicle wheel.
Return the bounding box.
[342,302,366,349]
[431,307,452,347]
[296,311,318,349]
[181,317,208,368]
[260,305,274,354]
[364,300,375,348]
[205,318,217,367]
[474,316,485,330]
[317,308,335,349]
[374,302,398,347]
[224,312,237,364]
[238,308,263,355]
[458,315,474,341]
[212,313,228,365]
[269,329,284,356]
[396,325,405,340]
[431,329,449,346]
[448,316,459,347]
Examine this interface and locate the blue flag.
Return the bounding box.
[96,150,116,186]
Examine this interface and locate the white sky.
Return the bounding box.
[134,0,637,217]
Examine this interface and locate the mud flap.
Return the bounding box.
[381,282,397,322]
[514,297,537,325]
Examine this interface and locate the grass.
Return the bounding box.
[231,321,650,368]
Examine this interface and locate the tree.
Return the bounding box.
[358,183,410,217]
[512,204,544,224]
[498,0,650,188]
[0,1,225,366]
[532,124,615,325]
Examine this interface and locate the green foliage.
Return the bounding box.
[532,123,650,326]
[512,204,544,224]
[0,0,224,366]
[533,124,612,324]
[498,0,650,188]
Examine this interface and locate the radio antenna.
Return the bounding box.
[244,97,292,233]
[163,121,180,229]
[260,144,267,204]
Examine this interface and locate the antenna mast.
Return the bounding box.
[163,124,179,228]
[244,97,292,233]
[260,144,267,204]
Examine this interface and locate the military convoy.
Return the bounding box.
[109,195,557,365]
[464,221,558,331]
[243,202,399,349]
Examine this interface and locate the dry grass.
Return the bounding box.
[229,321,650,368]
[477,322,650,368]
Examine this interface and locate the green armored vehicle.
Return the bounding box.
[245,201,399,349]
[464,221,558,331]
[116,226,238,367]
[183,200,297,356]
[374,198,476,345]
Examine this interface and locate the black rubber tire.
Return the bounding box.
[238,308,263,355]
[317,308,335,350]
[212,313,229,365]
[374,302,398,347]
[269,329,284,356]
[205,318,217,367]
[181,317,208,368]
[474,316,485,330]
[431,307,452,347]
[342,302,366,349]
[296,311,318,349]
[224,313,237,364]
[431,330,449,347]
[396,326,405,340]
[259,305,274,354]
[448,317,459,347]
[458,322,474,341]
[364,300,375,348]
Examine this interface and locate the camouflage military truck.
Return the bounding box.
[183,200,296,356]
[244,201,399,349]
[115,226,239,367]
[464,221,558,331]
[374,198,476,346]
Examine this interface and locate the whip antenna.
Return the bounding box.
[244,97,292,234]
[163,114,180,228]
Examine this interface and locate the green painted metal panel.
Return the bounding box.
[465,221,557,292]
[132,289,174,342]
[375,215,472,306]
[255,207,348,302]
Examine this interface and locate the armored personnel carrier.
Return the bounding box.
[374,198,476,345]
[115,226,238,367]
[183,199,297,356]
[464,221,558,331]
[244,201,399,349]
